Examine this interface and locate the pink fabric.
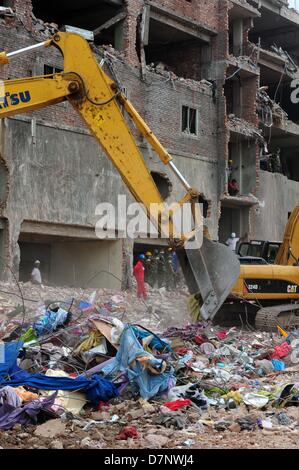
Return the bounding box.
[271,342,292,360]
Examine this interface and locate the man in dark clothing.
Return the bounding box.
[151,249,160,288]
[165,248,176,291]
[144,251,154,287]
[158,250,166,288]
[228,179,239,196]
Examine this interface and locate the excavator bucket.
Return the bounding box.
[177,235,240,321]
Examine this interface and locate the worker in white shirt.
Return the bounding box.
[225,233,240,252]
[31,260,42,285]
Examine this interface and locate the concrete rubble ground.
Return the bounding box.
[1,280,299,449]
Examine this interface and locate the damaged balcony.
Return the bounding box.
[223,127,260,207]
[249,0,299,69]
[228,0,260,76]
[139,3,217,81]
[258,102,299,182]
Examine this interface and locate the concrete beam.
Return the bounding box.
[258,49,295,77]
[103,0,123,5]
[93,10,126,38]
[149,3,217,41]
[150,11,211,43]
[250,0,299,27]
[229,0,261,19]
[20,221,116,240]
[221,195,259,208]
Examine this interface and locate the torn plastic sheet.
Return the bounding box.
[0,392,57,430]
[243,393,269,408]
[102,326,175,400]
[0,340,118,405]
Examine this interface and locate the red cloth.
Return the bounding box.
[193,335,205,345]
[97,401,109,411]
[116,426,139,440]
[271,342,292,360]
[164,399,192,411]
[133,261,147,299]
[133,261,144,280]
[216,331,227,340]
[175,348,189,356]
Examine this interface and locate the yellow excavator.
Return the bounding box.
[218,204,299,330]
[0,32,240,321]
[0,32,298,331]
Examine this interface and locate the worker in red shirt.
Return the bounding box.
[133,254,147,300]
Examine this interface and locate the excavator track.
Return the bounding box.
[255,303,299,331]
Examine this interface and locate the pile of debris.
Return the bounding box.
[257,86,288,128]
[228,114,266,148]
[31,13,59,39]
[1,281,299,449]
[146,61,214,92]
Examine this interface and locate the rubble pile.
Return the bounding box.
[1,281,299,449]
[146,61,214,92]
[257,87,288,127]
[31,13,59,39]
[228,114,266,147]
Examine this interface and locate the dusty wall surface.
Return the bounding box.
[50,239,122,289]
[254,171,299,241]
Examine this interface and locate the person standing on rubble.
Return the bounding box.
[133,254,148,300]
[158,249,166,288]
[165,247,175,290]
[151,249,160,288]
[31,260,42,285]
[144,251,154,287]
[225,233,240,252]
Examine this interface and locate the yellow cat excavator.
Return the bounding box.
[0,32,298,331]
[217,204,299,330]
[0,32,240,321]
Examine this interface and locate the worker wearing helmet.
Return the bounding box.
[225,232,240,252]
[133,254,147,300]
[144,251,154,287]
[151,249,160,288]
[165,248,176,291]
[31,260,42,285]
[158,250,166,288]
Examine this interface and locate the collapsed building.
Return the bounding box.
[0,0,298,288]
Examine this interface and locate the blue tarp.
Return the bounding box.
[131,326,172,353]
[0,341,118,405]
[102,326,175,400]
[33,307,68,337]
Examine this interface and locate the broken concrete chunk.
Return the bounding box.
[34,419,66,438]
[145,433,169,448]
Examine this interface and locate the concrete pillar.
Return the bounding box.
[233,80,243,117]
[114,21,124,51]
[233,18,243,57]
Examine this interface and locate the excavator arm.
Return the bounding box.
[275,204,299,266]
[0,32,240,320]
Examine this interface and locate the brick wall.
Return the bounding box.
[148,0,220,31]
[122,0,143,67]
[242,76,259,125]
[146,42,202,81]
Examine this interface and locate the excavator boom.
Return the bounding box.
[0,32,240,320]
[275,204,299,266]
